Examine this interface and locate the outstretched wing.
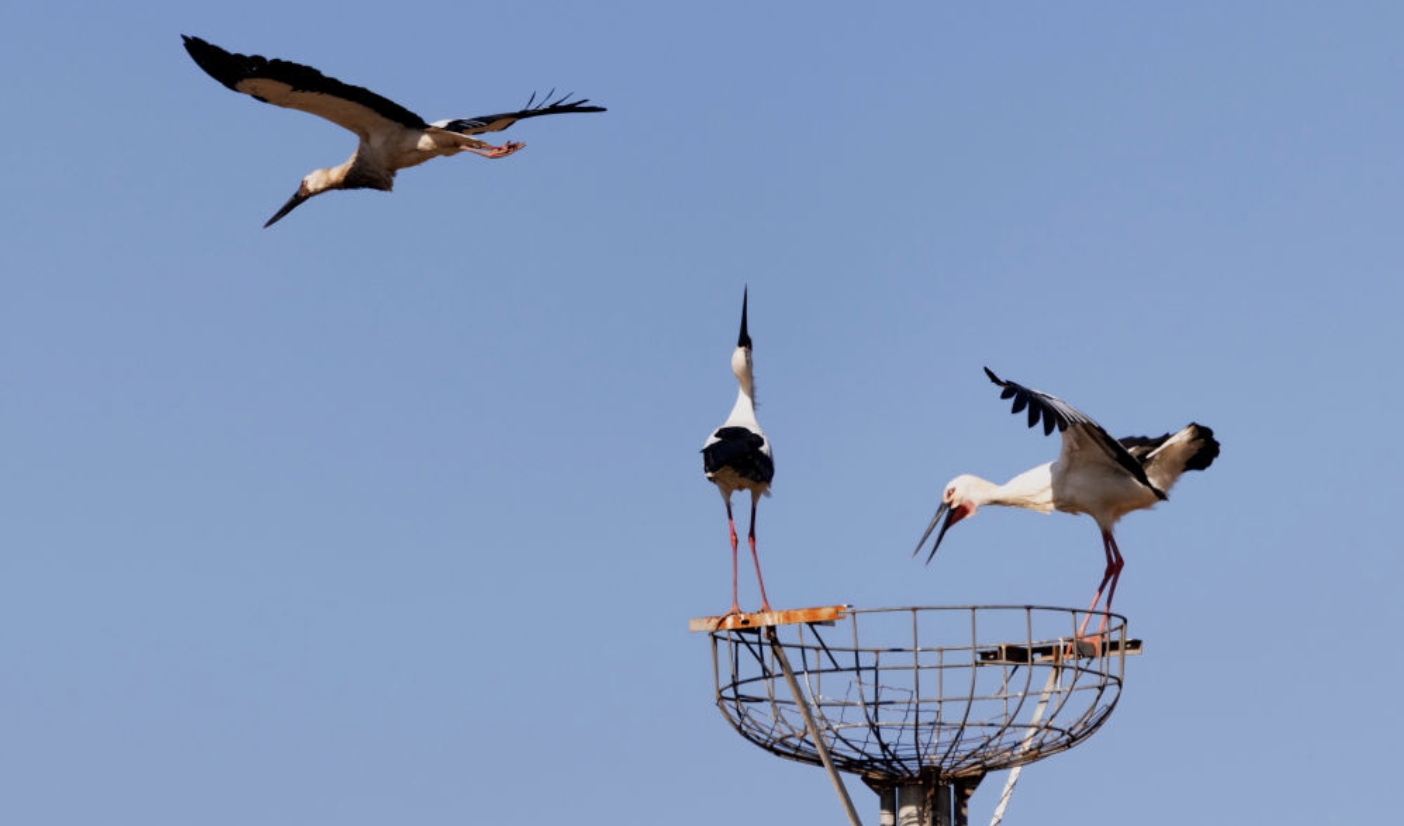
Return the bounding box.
[433,90,606,135]
[183,35,427,138]
[983,366,1164,499]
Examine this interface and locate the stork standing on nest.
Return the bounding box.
[914,367,1219,636]
[702,289,775,616]
[181,35,605,227]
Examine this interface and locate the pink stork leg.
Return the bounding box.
[1101,532,1125,620]
[748,492,773,613]
[1077,529,1125,639]
[725,498,741,617]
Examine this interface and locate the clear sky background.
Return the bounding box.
[3,3,1401,824]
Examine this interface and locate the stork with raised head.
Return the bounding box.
[914,367,1219,636]
[181,35,606,227]
[702,289,775,617]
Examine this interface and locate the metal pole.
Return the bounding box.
[954,776,981,826]
[989,665,1062,826]
[879,787,896,826]
[888,771,980,826]
[896,782,934,826]
[765,625,865,826]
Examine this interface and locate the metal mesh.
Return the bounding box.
[709,605,1130,783]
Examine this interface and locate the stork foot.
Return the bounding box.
[1060,627,1114,660]
[467,141,525,159]
[710,604,758,630]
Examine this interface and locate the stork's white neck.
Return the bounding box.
[303,162,350,195]
[724,346,761,431]
[965,464,1055,513]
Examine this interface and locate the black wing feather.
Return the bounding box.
[985,366,1093,436]
[182,35,427,130]
[1118,433,1170,461]
[1180,424,1220,471]
[702,427,774,485]
[437,91,606,135]
[1121,424,1220,472]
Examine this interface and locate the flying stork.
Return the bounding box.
[702,289,775,617]
[181,35,605,227]
[914,367,1219,636]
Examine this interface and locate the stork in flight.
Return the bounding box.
[702,289,775,617]
[914,367,1219,636]
[181,35,605,227]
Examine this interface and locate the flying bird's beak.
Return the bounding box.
[264,183,311,228]
[912,501,968,565]
[737,287,752,349]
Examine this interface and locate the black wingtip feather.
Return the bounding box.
[437,93,606,136]
[1184,423,1221,471]
[986,367,1068,435]
[182,34,254,92]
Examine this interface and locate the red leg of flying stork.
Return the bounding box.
[463,141,525,159]
[1076,530,1126,641]
[748,492,773,613]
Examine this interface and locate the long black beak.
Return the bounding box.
[737,287,752,349]
[264,184,311,228]
[912,502,956,565]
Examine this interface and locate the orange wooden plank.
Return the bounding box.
[688,605,849,632]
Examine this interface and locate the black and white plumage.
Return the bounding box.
[181,35,606,227]
[702,288,775,616]
[914,367,1219,634]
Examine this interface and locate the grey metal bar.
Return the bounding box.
[766,624,864,826]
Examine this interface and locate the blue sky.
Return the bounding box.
[2,3,1401,824]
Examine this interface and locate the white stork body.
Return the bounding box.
[182,35,605,227]
[915,367,1219,633]
[702,289,775,616]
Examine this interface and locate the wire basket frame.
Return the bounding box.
[709,605,1131,783]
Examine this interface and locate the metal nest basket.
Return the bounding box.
[707,605,1136,789]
